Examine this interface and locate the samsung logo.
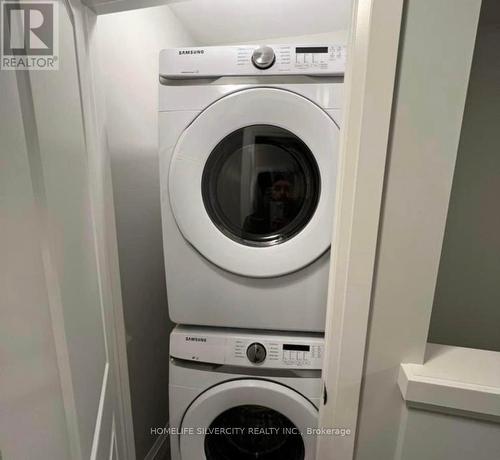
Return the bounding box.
[185,336,207,342]
[178,50,205,55]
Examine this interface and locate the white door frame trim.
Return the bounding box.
[317,0,404,459]
[64,1,136,458]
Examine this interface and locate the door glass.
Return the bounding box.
[202,125,320,247]
[204,404,305,460]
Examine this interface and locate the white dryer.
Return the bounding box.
[159,44,345,331]
[169,325,324,460]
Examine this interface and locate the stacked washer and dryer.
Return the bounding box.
[159,43,345,460]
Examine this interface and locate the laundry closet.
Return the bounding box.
[94,1,350,458]
[2,1,499,460]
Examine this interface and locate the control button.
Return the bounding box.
[252,46,275,69]
[246,343,267,364]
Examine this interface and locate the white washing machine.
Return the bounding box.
[159,44,345,331]
[169,325,324,460]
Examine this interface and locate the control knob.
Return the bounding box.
[251,46,275,70]
[246,342,267,364]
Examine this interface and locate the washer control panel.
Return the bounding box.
[170,325,323,370]
[160,44,346,79]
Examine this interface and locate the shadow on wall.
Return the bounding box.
[428,4,500,352]
[110,148,175,457]
[97,5,197,458]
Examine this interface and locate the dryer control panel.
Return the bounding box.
[160,44,346,79]
[170,325,324,370]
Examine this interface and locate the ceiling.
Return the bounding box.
[168,0,351,45]
[85,0,351,44]
[84,0,186,15]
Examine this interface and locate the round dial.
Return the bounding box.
[251,46,276,69]
[246,343,267,364]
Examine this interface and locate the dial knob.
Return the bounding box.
[246,343,267,364]
[252,46,275,69]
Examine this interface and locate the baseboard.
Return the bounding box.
[144,428,170,460]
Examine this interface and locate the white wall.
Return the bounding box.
[399,409,500,460]
[429,15,500,352]
[96,6,197,459]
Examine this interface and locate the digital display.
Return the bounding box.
[296,46,328,54]
[283,344,310,351]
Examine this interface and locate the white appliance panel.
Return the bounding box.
[159,44,344,332]
[160,44,346,79]
[170,326,324,370]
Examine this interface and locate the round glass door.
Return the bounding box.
[204,404,305,460]
[202,125,320,247]
[168,87,340,277]
[178,379,318,459]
